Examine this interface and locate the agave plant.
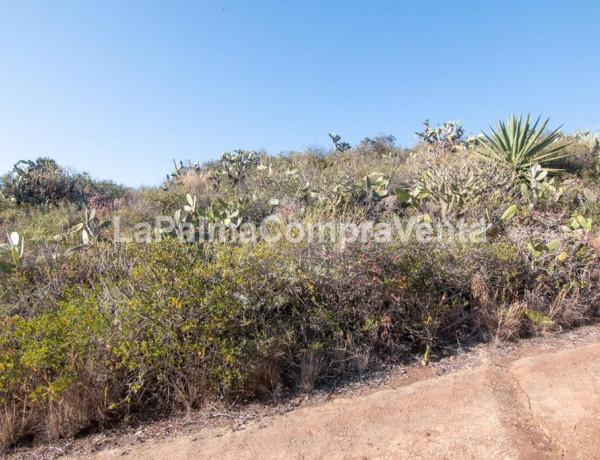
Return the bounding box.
[477,114,572,174]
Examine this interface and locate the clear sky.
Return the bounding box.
[1,0,599,187]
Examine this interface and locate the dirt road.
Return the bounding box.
[82,336,600,459]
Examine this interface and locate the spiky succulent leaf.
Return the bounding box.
[478,114,573,174]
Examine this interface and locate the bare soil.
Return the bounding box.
[8,323,600,459]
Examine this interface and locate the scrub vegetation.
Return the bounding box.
[1,115,599,450]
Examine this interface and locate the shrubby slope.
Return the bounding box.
[1,116,599,450]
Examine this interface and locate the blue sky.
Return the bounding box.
[1,0,599,186]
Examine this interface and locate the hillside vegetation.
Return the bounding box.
[1,115,599,450]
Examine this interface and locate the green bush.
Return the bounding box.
[0,158,90,207]
[2,232,597,448]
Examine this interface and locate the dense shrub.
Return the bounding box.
[0,158,128,211]
[1,234,597,447]
[0,158,90,207]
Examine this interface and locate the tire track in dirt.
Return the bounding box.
[479,349,561,457]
